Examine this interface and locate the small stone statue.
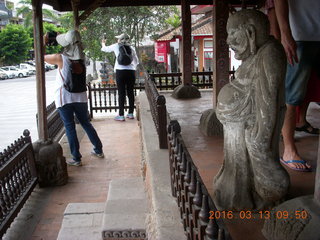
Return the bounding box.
[213,9,290,210]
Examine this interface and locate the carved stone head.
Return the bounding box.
[227,9,270,60]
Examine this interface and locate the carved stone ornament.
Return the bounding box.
[172,84,201,99]
[33,139,68,187]
[213,9,290,210]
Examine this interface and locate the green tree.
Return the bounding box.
[81,6,178,65]
[165,14,181,28]
[17,0,59,28]
[0,24,32,65]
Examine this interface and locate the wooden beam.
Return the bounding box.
[78,0,107,23]
[32,0,48,141]
[71,0,81,29]
[181,0,192,85]
[212,0,229,107]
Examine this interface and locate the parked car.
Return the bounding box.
[11,66,29,77]
[20,63,36,75]
[0,67,16,79]
[45,62,56,70]
[0,69,8,80]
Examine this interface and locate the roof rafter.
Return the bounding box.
[78,0,107,23]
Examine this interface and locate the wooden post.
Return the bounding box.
[71,0,80,30]
[181,0,192,85]
[212,0,229,107]
[32,0,48,141]
[315,137,320,205]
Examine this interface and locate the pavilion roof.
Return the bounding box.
[156,14,212,41]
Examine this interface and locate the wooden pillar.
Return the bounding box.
[315,137,320,205]
[212,0,229,107]
[181,0,192,85]
[32,0,48,141]
[71,0,80,30]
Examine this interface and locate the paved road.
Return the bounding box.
[0,61,101,150]
[0,70,56,150]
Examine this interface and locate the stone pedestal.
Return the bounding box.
[262,195,320,240]
[172,84,201,99]
[199,109,223,136]
[33,139,68,187]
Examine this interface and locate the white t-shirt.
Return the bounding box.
[54,55,87,108]
[288,0,320,41]
[101,43,139,72]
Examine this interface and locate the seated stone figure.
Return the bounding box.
[213,9,290,210]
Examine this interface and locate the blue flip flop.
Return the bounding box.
[280,157,312,172]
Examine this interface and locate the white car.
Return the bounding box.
[0,69,9,80]
[0,67,16,78]
[10,66,29,77]
[20,63,36,75]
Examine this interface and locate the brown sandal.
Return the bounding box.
[295,122,319,135]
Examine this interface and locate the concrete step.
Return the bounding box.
[57,203,105,240]
[102,177,148,240]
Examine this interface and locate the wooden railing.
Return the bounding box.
[149,71,213,90]
[0,130,38,238]
[46,102,65,142]
[87,83,144,118]
[144,74,168,149]
[36,101,65,142]
[167,120,231,240]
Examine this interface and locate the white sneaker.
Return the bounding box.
[91,151,105,158]
[66,159,82,166]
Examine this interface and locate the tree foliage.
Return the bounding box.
[0,24,32,65]
[80,6,178,64]
[17,0,60,28]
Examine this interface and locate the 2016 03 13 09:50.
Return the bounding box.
[209,210,309,220]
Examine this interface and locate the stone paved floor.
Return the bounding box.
[30,118,142,240]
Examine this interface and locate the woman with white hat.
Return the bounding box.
[44,29,104,166]
[101,33,139,121]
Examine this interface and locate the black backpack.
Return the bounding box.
[62,60,87,93]
[117,44,133,66]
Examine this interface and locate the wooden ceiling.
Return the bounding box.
[42,0,264,12]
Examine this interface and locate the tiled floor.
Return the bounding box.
[30,118,142,240]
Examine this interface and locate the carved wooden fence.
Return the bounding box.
[87,83,144,118]
[149,71,213,90]
[46,101,65,142]
[144,74,168,149]
[0,130,38,238]
[168,120,231,240]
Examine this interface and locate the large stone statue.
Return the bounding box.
[213,9,290,210]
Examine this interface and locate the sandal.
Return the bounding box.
[295,122,319,135]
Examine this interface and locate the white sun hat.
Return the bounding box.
[115,33,130,45]
[56,30,85,60]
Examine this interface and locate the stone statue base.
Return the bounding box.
[262,195,320,240]
[199,109,223,136]
[172,84,201,99]
[33,139,68,187]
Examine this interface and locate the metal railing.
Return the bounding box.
[0,130,38,238]
[167,120,231,240]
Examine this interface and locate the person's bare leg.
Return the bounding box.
[282,104,311,170]
[296,101,308,127]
